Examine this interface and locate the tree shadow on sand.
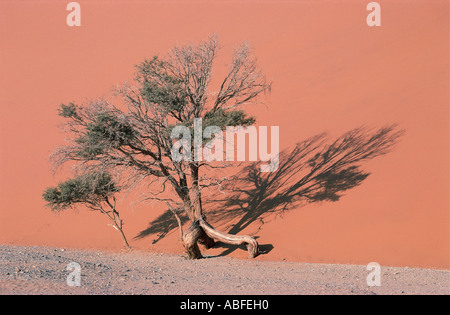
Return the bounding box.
[135,125,404,257]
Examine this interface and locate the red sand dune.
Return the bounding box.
[0,1,448,269]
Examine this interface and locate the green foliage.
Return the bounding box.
[137,56,188,113]
[169,108,255,133]
[203,108,255,129]
[58,103,81,120]
[141,78,188,113]
[43,172,119,211]
[165,109,256,146]
[74,112,136,158]
[88,113,136,144]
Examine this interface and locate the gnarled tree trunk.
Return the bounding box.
[181,162,258,259]
[182,215,259,259]
[199,216,259,259]
[182,220,203,259]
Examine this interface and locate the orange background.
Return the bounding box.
[0,0,448,269]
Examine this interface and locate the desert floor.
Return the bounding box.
[0,245,448,295]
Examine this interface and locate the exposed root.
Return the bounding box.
[198,215,259,259]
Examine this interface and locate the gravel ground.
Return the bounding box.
[0,245,448,295]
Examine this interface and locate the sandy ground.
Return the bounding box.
[0,245,448,295]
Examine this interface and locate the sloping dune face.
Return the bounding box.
[0,1,448,269]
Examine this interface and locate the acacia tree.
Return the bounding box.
[51,36,270,259]
[49,36,403,259]
[43,172,131,249]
